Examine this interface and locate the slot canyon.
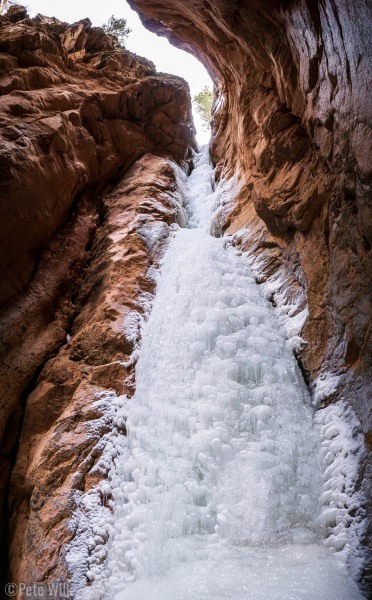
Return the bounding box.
[0,1,371,598]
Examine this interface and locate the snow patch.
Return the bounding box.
[312,373,341,408]
[315,400,367,578]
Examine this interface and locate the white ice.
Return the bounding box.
[82,146,364,600]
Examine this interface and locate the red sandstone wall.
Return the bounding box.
[0,6,195,585]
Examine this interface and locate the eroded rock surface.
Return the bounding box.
[0,10,194,309]
[0,6,195,587]
[128,0,372,591]
[8,153,186,585]
[1,0,371,594]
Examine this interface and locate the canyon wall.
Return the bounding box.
[0,0,371,595]
[128,0,372,592]
[0,5,195,587]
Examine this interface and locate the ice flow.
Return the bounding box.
[91,147,363,599]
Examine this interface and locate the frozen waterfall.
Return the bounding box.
[81,147,363,600]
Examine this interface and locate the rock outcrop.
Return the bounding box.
[128,0,372,592]
[8,153,186,585]
[1,0,371,595]
[0,6,195,587]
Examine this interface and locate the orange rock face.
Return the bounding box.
[8,153,187,585]
[0,12,194,308]
[0,6,195,587]
[1,0,371,594]
[128,0,372,591]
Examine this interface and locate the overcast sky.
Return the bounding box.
[24,0,212,143]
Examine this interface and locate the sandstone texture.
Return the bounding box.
[0,5,195,588]
[1,0,371,595]
[8,153,186,585]
[129,0,372,592]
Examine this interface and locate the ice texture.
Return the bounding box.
[72,147,364,600]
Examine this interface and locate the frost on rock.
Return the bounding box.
[66,392,129,598]
[315,400,367,581]
[137,220,170,252]
[312,373,341,408]
[233,233,309,349]
[122,160,188,367]
[212,166,309,350]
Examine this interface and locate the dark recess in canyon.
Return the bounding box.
[0,0,371,595]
